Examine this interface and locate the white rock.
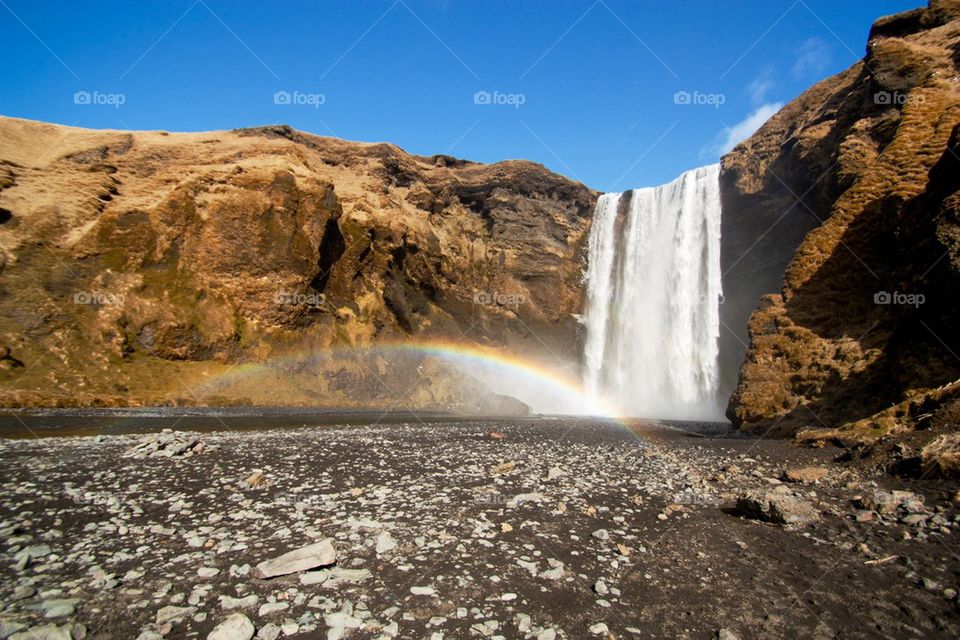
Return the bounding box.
[207,613,255,640]
[9,625,75,640]
[257,602,289,617]
[323,567,372,588]
[156,606,195,625]
[252,539,336,579]
[219,595,259,610]
[410,586,436,596]
[255,624,280,640]
[298,570,330,586]
[375,531,397,555]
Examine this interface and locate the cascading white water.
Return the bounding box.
[582,164,723,420]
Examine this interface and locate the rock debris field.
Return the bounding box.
[0,419,958,639]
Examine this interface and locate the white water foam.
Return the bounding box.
[582,164,723,420]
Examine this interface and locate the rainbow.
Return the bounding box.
[187,338,623,419]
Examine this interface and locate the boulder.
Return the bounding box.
[252,539,336,579]
[735,488,819,525]
[781,467,829,484]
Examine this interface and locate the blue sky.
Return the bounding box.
[1,0,923,190]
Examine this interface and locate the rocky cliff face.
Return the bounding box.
[723,0,960,464]
[0,118,595,409]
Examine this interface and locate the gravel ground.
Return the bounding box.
[0,418,958,639]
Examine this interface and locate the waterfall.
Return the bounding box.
[582,164,722,420]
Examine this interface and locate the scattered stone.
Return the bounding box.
[38,599,78,619]
[9,624,85,640]
[257,602,288,617]
[251,539,336,579]
[735,488,819,525]
[855,491,925,515]
[256,624,280,640]
[323,567,373,588]
[588,622,609,635]
[375,530,397,555]
[592,529,609,541]
[220,595,259,610]
[411,586,436,596]
[0,622,26,639]
[782,467,828,484]
[243,471,269,488]
[126,431,206,459]
[11,585,37,601]
[299,570,331,586]
[540,559,565,580]
[198,567,221,578]
[14,544,51,570]
[207,613,255,640]
[156,605,195,625]
[490,461,517,475]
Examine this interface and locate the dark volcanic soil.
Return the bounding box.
[0,418,958,640]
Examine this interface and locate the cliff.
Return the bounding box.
[0,118,595,409]
[722,0,960,469]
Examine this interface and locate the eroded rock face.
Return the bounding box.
[723,0,960,442]
[0,119,595,408]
